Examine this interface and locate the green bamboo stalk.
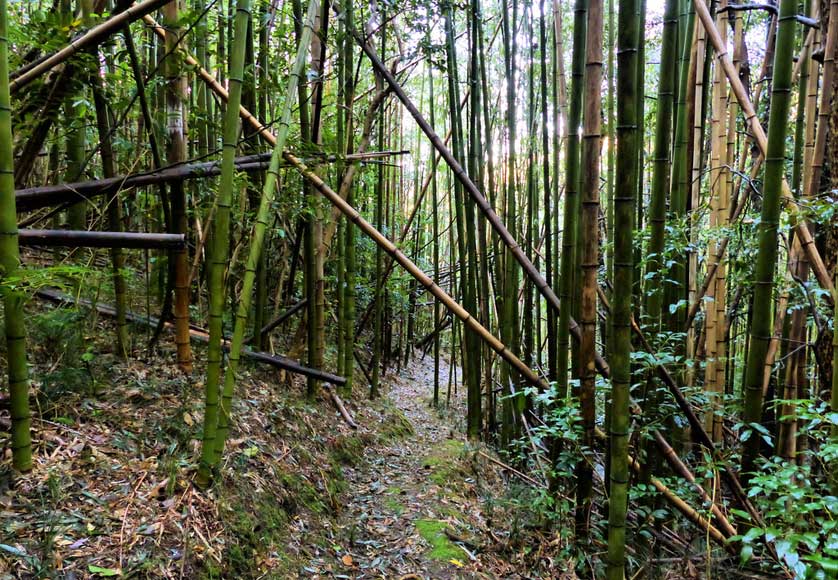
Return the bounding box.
[64,0,86,231]
[370,13,386,400]
[445,0,481,437]
[210,0,319,464]
[335,3,347,384]
[556,0,587,398]
[524,7,536,372]
[667,0,695,331]
[644,0,677,331]
[340,0,356,397]
[832,269,838,494]
[0,0,32,472]
[500,0,521,446]
[741,0,797,477]
[195,0,252,488]
[540,0,554,382]
[429,44,441,409]
[606,0,639,569]
[91,80,130,359]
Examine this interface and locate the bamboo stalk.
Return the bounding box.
[210,0,320,466]
[195,0,253,487]
[18,229,185,249]
[0,0,32,472]
[577,0,603,538]
[739,0,798,476]
[804,0,838,200]
[10,0,171,93]
[606,0,638,570]
[693,0,835,299]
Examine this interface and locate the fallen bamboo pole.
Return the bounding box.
[11,0,171,93]
[34,288,346,386]
[16,151,400,212]
[19,229,185,250]
[694,0,835,299]
[653,431,738,538]
[257,299,308,337]
[629,454,729,547]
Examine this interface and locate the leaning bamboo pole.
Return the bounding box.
[288,149,738,548]
[0,0,32,472]
[285,151,548,391]
[693,0,835,298]
[10,0,171,93]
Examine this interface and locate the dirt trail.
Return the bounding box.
[307,356,511,579]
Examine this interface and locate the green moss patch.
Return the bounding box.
[415,519,467,561]
[329,434,365,466]
[378,406,415,441]
[422,439,467,486]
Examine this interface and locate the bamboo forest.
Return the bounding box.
[0,0,838,577]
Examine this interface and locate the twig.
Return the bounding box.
[118,471,148,570]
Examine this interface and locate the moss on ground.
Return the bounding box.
[329,434,365,466]
[205,484,293,579]
[415,519,467,561]
[378,405,415,441]
[422,439,467,486]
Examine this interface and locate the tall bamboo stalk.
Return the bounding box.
[557,0,588,398]
[606,0,638,567]
[576,0,602,541]
[540,0,555,382]
[195,0,252,488]
[832,268,838,493]
[644,0,677,332]
[340,0,356,398]
[164,0,193,373]
[667,0,695,332]
[209,0,319,467]
[0,0,32,472]
[500,0,520,445]
[741,0,797,477]
[370,11,386,400]
[91,79,130,358]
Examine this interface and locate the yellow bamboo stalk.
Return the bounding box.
[693,0,835,298]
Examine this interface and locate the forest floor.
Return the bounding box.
[302,357,576,580]
[0,305,576,579]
